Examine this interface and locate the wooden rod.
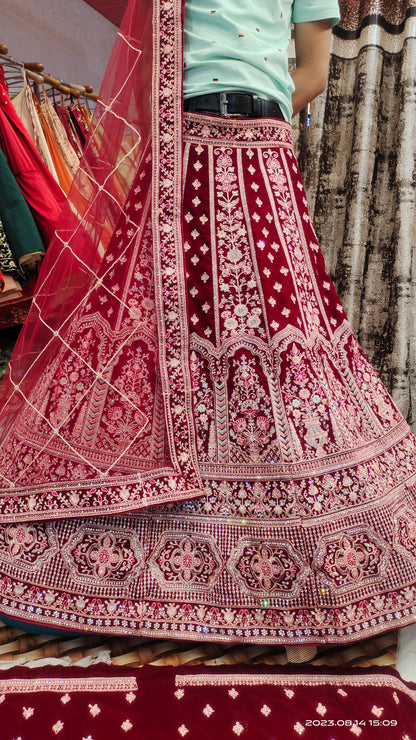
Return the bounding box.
[68,82,97,100]
[42,74,80,97]
[24,62,44,74]
[24,69,44,85]
[69,82,94,94]
[1,49,97,102]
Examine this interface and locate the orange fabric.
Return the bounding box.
[41,94,80,177]
[33,96,73,195]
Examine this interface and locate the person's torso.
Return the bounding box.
[183,0,295,120]
[183,0,340,120]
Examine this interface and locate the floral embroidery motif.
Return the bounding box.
[63,525,144,587]
[22,706,34,719]
[150,532,223,592]
[60,695,71,704]
[261,705,271,716]
[89,703,101,717]
[294,722,305,735]
[349,341,402,429]
[126,693,136,703]
[203,704,214,717]
[185,115,293,146]
[189,350,216,462]
[178,725,189,737]
[371,705,383,717]
[232,721,245,736]
[229,689,239,699]
[314,529,390,593]
[393,506,416,559]
[280,337,386,462]
[350,726,362,736]
[214,149,267,341]
[316,703,327,716]
[52,720,64,734]
[229,355,276,463]
[228,539,309,597]
[0,522,57,571]
[175,689,185,700]
[121,719,133,732]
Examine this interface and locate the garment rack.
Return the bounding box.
[0,45,98,101]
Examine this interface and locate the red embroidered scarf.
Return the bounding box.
[0,0,203,516]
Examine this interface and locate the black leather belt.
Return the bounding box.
[184,92,284,119]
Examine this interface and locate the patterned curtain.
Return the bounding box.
[294,0,416,430]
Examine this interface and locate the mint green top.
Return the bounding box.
[183,0,340,121]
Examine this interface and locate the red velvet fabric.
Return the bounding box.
[0,664,414,739]
[1,0,416,647]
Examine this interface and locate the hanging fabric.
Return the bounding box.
[41,91,80,178]
[12,72,59,182]
[68,101,88,147]
[32,94,73,194]
[0,274,22,305]
[0,148,45,270]
[0,66,65,245]
[0,217,28,283]
[54,101,83,159]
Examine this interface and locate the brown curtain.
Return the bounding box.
[294,0,416,430]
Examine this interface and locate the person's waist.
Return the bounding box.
[184,91,284,119]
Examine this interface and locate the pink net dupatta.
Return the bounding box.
[0,0,203,521]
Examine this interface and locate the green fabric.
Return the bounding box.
[184,0,340,121]
[0,148,44,264]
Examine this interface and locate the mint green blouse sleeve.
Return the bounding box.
[292,0,340,26]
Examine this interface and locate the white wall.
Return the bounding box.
[2,0,118,96]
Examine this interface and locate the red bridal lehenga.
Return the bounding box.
[0,0,416,645]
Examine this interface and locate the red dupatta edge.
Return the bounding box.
[0,0,204,520]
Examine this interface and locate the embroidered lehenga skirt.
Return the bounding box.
[0,112,416,645]
[1,0,416,644]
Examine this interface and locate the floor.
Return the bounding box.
[0,622,398,669]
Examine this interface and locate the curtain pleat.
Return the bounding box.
[295,5,416,429]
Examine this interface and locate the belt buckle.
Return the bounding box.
[252,95,261,117]
[219,92,228,116]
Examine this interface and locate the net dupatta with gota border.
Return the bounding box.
[0,0,204,518]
